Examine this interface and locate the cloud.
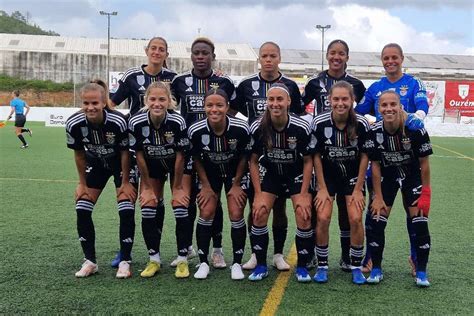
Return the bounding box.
[2,1,472,55]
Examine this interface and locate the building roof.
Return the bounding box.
[0,33,258,61]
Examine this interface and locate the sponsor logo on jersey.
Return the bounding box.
[142,126,150,137]
[420,142,432,153]
[228,138,237,150]
[287,136,297,149]
[400,85,409,97]
[139,86,146,91]
[82,137,89,143]
[376,91,382,97]
[143,138,150,144]
[136,75,145,86]
[81,127,89,137]
[105,132,115,144]
[201,134,210,146]
[458,84,469,99]
[164,131,174,144]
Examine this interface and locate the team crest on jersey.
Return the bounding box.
[129,133,136,146]
[251,81,260,95]
[376,133,384,144]
[400,85,409,97]
[201,134,210,146]
[105,132,115,144]
[142,126,150,137]
[210,82,220,90]
[164,131,174,144]
[401,137,411,150]
[350,138,358,146]
[81,127,89,137]
[228,138,237,150]
[324,127,333,139]
[136,75,145,86]
[287,137,297,150]
[309,134,317,148]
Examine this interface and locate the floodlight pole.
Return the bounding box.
[99,11,118,86]
[315,24,331,71]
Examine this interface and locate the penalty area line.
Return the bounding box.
[260,243,297,316]
[432,144,473,161]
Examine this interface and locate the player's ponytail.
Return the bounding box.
[260,106,273,150]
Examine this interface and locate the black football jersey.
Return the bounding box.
[111,65,177,116]
[232,72,304,123]
[250,114,311,177]
[129,110,189,174]
[66,108,128,170]
[188,116,250,178]
[302,70,366,115]
[171,70,236,126]
[363,122,433,179]
[311,111,370,178]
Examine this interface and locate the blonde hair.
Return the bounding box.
[378,90,407,136]
[142,81,177,111]
[89,79,112,109]
[80,82,109,109]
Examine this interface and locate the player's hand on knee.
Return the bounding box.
[172,188,190,208]
[75,183,90,201]
[139,187,157,208]
[315,188,331,211]
[295,192,312,221]
[197,186,216,209]
[349,189,366,213]
[370,196,387,221]
[227,185,247,209]
[118,182,137,202]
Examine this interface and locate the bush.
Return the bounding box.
[0,74,73,92]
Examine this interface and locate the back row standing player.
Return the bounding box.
[233,41,305,271]
[171,37,236,268]
[355,43,429,275]
[110,37,177,268]
[302,39,366,271]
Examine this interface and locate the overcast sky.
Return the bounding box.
[3,0,473,55]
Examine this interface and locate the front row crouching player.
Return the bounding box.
[364,90,432,287]
[248,83,314,282]
[129,82,192,278]
[311,81,369,285]
[66,82,137,278]
[188,89,250,280]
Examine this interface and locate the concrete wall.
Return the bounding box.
[0,50,257,83]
